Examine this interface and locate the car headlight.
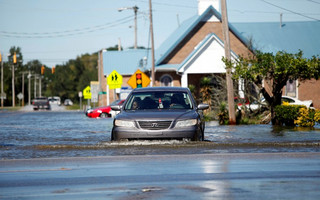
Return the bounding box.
[114,120,135,128]
[86,109,93,113]
[175,119,197,127]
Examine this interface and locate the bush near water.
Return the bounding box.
[275,103,320,127]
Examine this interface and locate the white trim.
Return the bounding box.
[181,73,188,87]
[179,34,238,74]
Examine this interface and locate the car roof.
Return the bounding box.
[132,87,190,93]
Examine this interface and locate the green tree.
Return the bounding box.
[225,50,320,125]
[47,53,98,102]
[200,77,213,111]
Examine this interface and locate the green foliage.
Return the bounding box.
[47,53,98,102]
[275,105,320,127]
[1,46,98,106]
[294,107,320,127]
[188,84,196,100]
[274,105,305,126]
[223,50,320,125]
[218,102,229,125]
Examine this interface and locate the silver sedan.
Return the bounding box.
[111,87,209,141]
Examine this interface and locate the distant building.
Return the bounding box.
[99,0,320,108]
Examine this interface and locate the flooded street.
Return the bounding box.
[1,110,320,159]
[1,110,320,200]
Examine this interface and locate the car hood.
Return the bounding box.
[116,109,198,121]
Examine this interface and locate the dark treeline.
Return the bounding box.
[2,45,147,106]
[1,46,98,106]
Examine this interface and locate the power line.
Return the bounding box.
[307,0,320,5]
[0,15,140,38]
[260,0,320,21]
[131,0,196,9]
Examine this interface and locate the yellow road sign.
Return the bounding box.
[83,86,91,99]
[107,70,123,89]
[127,69,150,89]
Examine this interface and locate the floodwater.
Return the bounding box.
[1,110,320,159]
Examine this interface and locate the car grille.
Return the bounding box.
[138,121,172,130]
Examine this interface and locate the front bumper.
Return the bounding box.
[112,126,198,140]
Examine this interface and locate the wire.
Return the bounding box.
[260,0,320,21]
[0,15,139,38]
[307,0,320,5]
[131,0,196,9]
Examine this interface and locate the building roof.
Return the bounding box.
[103,49,151,75]
[155,5,249,66]
[232,21,320,58]
[155,6,320,71]
[103,6,320,75]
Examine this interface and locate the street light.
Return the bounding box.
[118,6,139,49]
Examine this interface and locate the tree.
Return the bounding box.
[225,50,320,125]
[200,77,213,112]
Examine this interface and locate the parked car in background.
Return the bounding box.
[234,97,250,110]
[111,87,209,141]
[281,96,313,108]
[64,99,73,106]
[248,95,313,111]
[32,97,51,111]
[86,99,125,118]
[48,96,61,106]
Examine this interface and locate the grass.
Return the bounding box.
[0,106,22,111]
[65,104,82,110]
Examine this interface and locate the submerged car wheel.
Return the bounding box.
[193,128,204,141]
[111,133,114,141]
[100,113,108,118]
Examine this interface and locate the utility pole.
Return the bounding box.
[118,6,139,49]
[28,71,31,105]
[20,71,29,107]
[11,53,17,107]
[21,72,25,106]
[133,6,138,49]
[221,0,236,124]
[149,0,155,87]
[34,75,37,98]
[39,76,42,97]
[0,52,4,108]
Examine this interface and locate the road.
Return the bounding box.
[19,104,68,112]
[1,152,320,199]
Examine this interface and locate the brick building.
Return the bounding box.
[99,0,320,108]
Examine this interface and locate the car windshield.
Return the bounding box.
[124,91,193,110]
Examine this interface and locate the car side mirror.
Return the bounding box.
[111,105,121,111]
[197,103,209,110]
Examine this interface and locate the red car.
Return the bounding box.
[86,100,125,118]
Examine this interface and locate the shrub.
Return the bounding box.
[217,102,229,125]
[274,105,305,126]
[315,111,320,122]
[295,108,320,127]
[275,104,320,127]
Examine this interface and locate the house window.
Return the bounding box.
[286,79,296,97]
[160,75,173,87]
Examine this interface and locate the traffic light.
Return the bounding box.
[41,65,45,75]
[136,73,142,88]
[52,66,55,74]
[13,52,17,64]
[0,52,2,62]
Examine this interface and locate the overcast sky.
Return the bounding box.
[1,0,319,67]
